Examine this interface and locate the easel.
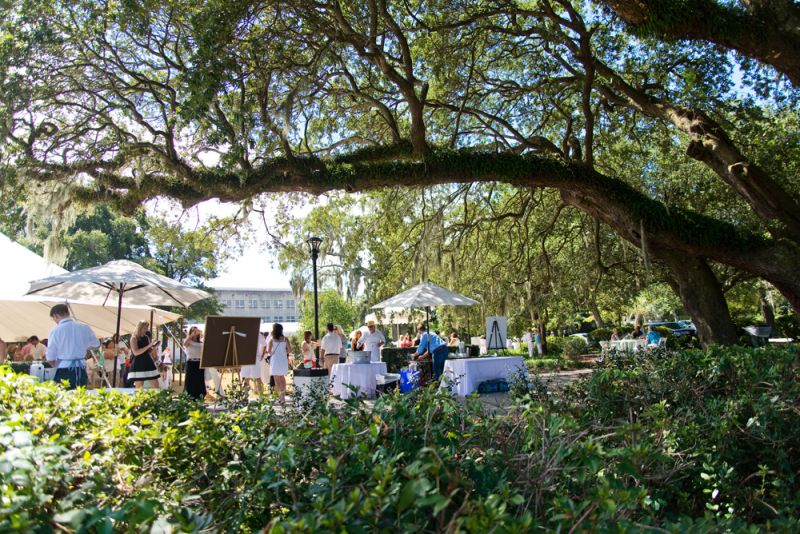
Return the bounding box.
[216,326,246,396]
[487,319,506,355]
[89,350,113,389]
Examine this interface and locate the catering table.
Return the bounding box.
[440,356,526,397]
[609,339,646,352]
[330,362,388,399]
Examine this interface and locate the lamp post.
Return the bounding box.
[306,236,322,366]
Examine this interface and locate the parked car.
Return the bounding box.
[646,321,695,337]
[569,333,590,344]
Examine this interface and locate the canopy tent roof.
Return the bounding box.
[371,281,479,309]
[27,259,210,307]
[0,232,67,298]
[0,297,181,342]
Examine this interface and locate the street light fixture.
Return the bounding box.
[306,236,322,366]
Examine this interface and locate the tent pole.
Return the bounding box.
[178,317,184,386]
[112,284,124,387]
[425,305,431,340]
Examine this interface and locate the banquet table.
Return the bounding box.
[440,356,526,397]
[330,362,388,399]
[609,339,646,352]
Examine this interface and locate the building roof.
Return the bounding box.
[212,286,294,293]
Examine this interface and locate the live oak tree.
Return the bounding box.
[2,0,799,345]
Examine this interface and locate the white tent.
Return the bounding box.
[0,232,67,298]
[0,234,181,341]
[0,298,181,341]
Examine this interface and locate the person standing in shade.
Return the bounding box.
[335,325,348,364]
[350,330,362,354]
[128,320,161,389]
[45,304,100,389]
[320,323,342,373]
[534,330,543,356]
[183,326,206,401]
[267,323,289,403]
[411,322,449,380]
[357,320,385,362]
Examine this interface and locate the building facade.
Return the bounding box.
[213,287,298,323]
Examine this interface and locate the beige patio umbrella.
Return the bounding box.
[27,260,210,385]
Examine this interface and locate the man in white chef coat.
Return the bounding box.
[356,320,385,362]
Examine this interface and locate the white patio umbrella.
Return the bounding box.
[371,281,479,343]
[26,260,210,385]
[371,282,479,309]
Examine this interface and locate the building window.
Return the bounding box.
[261,300,269,308]
[222,300,231,307]
[249,299,258,309]
[275,315,284,322]
[235,300,245,309]
[261,316,271,322]
[274,300,283,309]
[287,300,295,309]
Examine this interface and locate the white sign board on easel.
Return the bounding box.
[485,316,507,351]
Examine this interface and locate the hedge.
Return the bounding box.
[2,346,799,531]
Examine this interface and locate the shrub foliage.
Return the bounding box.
[1,345,799,531]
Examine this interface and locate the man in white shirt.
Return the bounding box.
[357,320,385,362]
[320,323,343,373]
[46,304,100,389]
[522,328,535,359]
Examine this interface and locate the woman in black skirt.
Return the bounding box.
[183,326,206,401]
[128,320,161,389]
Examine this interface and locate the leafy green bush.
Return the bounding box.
[589,327,613,341]
[563,337,587,357]
[774,314,800,339]
[2,346,799,531]
[544,336,567,356]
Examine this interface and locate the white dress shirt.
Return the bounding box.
[46,317,100,369]
[320,332,342,356]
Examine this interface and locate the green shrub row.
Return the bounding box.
[1,345,798,531]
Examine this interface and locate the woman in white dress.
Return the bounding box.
[241,332,267,396]
[267,323,290,403]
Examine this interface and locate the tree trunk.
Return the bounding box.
[759,286,776,333]
[590,300,605,329]
[658,250,738,346]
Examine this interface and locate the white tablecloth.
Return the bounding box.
[609,339,646,352]
[330,362,388,399]
[440,357,526,397]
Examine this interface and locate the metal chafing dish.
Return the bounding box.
[348,350,372,364]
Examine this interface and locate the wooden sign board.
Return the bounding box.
[200,316,261,369]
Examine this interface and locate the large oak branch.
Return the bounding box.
[601,0,800,86]
[73,146,800,310]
